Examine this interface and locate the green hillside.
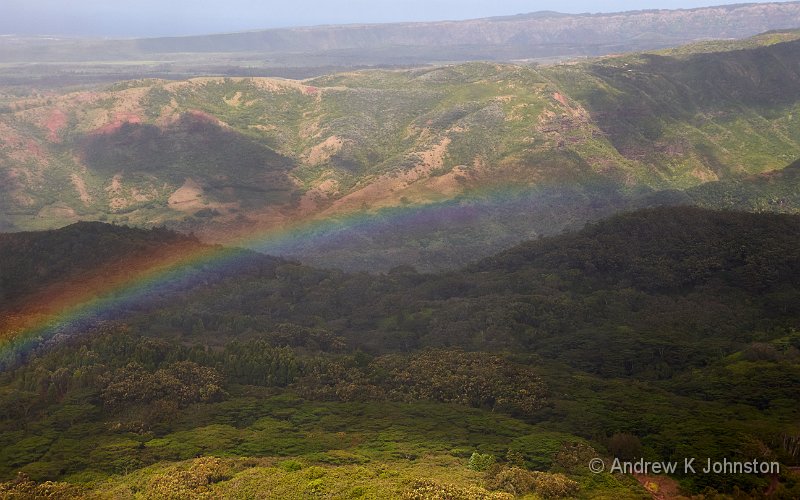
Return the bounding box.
[686,158,800,211]
[2,32,800,272]
[0,207,799,497]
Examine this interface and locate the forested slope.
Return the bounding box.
[0,207,798,497]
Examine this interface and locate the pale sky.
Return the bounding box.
[0,0,790,37]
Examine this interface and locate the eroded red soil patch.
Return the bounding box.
[44,109,69,142]
[92,113,143,135]
[634,474,684,499]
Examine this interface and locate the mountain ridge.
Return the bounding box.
[4,34,800,270]
[3,2,800,65]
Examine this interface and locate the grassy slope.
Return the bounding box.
[548,37,800,187]
[0,207,799,497]
[1,36,799,227]
[2,33,800,276]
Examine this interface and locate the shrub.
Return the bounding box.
[485,466,535,495]
[147,457,233,498]
[378,351,547,414]
[0,473,84,498]
[404,479,513,499]
[296,351,547,414]
[530,471,580,498]
[278,459,303,472]
[505,449,525,467]
[306,478,325,495]
[509,431,584,470]
[468,452,496,471]
[551,441,599,473]
[311,450,370,465]
[100,361,226,410]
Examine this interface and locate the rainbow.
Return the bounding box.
[0,181,619,367]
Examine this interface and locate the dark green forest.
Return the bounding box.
[0,206,798,497]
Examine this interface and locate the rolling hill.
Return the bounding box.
[0,207,798,497]
[2,32,800,269]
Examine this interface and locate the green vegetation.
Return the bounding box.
[652,29,800,57]
[3,24,800,498]
[685,158,800,213]
[3,34,800,271]
[1,207,799,496]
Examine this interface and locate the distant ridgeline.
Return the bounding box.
[2,2,800,64]
[0,206,798,496]
[3,30,800,271]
